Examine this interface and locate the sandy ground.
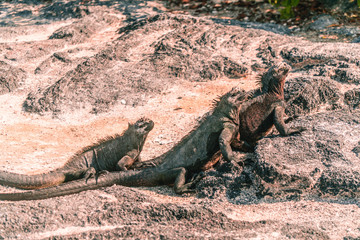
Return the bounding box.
[0,76,256,175]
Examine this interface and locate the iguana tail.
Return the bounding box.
[0,168,174,201]
[0,170,77,189]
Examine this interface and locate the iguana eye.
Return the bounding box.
[137,122,146,128]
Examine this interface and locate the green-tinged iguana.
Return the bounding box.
[0,118,154,189]
[131,87,249,170]
[0,87,250,200]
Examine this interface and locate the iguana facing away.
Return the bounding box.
[0,88,249,200]
[233,62,306,152]
[0,118,154,190]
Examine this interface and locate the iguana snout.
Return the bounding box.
[276,62,291,74]
[268,62,291,82]
[133,117,154,135]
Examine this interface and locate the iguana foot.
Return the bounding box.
[86,170,110,184]
[96,170,110,177]
[174,184,197,194]
[284,114,301,124]
[189,172,206,187]
[175,172,207,194]
[83,167,96,180]
[132,161,157,169]
[84,170,110,183]
[288,126,307,135]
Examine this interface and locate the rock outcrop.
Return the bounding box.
[0,61,26,94]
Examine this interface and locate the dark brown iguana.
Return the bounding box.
[232,62,306,152]
[0,87,250,200]
[0,118,154,189]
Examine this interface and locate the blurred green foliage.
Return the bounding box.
[269,0,360,19]
[269,0,300,19]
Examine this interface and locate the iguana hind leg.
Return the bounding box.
[160,168,203,194]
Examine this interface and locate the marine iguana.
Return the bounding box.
[0,118,154,189]
[131,87,248,170]
[0,87,249,200]
[0,63,306,201]
[233,62,306,152]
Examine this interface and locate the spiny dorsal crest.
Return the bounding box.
[212,87,250,123]
[212,87,247,109]
[73,117,153,157]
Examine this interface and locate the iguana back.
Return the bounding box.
[0,118,154,189]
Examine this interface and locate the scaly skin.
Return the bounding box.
[0,63,307,201]
[0,88,249,200]
[0,118,154,189]
[234,62,306,152]
[130,88,249,170]
[0,168,193,201]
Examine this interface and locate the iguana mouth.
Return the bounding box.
[146,120,155,131]
[282,67,290,74]
[136,117,155,131]
[277,62,291,75]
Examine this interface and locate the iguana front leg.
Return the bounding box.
[219,123,238,162]
[116,149,140,171]
[274,106,306,136]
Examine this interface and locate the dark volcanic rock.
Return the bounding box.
[26,14,273,114]
[0,185,285,239]
[308,15,339,31]
[24,13,360,115]
[344,89,360,109]
[196,157,264,204]
[39,1,90,20]
[254,110,360,200]
[0,61,27,94]
[197,110,360,203]
[14,10,33,17]
[281,47,360,116]
[331,67,360,84]
[353,37,360,43]
[284,76,342,116]
[319,0,359,11]
[49,12,120,43]
[34,52,72,75]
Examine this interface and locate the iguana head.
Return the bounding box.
[213,87,248,121]
[260,62,291,97]
[131,117,154,137]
